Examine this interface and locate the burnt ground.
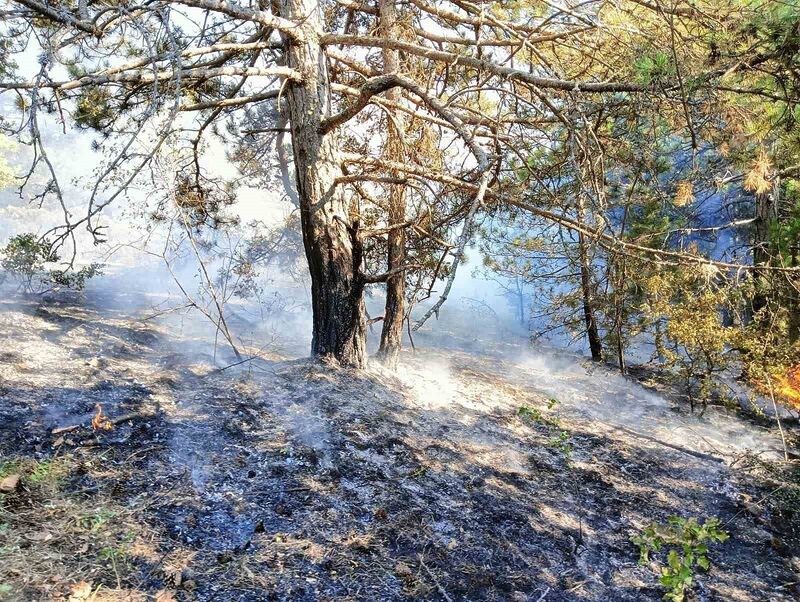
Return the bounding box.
[0,291,799,602]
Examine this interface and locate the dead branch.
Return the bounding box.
[417,554,453,602]
[52,410,153,436]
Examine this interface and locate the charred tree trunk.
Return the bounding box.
[576,191,602,361]
[376,0,407,368]
[612,257,627,374]
[515,276,526,326]
[570,121,602,362]
[752,179,800,341]
[281,0,367,367]
[578,230,603,361]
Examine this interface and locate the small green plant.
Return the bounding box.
[0,460,19,480]
[98,541,129,578]
[80,507,118,533]
[0,583,13,601]
[98,530,134,576]
[27,460,57,485]
[1,233,102,293]
[548,430,572,456]
[518,404,558,429]
[0,458,64,486]
[632,516,729,601]
[518,400,572,459]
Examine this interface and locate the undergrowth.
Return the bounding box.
[632,516,729,601]
[518,398,573,458]
[0,455,158,601]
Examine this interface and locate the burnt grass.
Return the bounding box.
[0,291,799,601]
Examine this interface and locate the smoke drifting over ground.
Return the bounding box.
[0,286,797,601]
[60,241,798,467]
[0,138,798,600]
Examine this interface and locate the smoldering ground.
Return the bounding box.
[0,276,798,602]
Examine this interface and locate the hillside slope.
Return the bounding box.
[0,292,798,601]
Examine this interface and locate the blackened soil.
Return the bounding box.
[0,292,798,602]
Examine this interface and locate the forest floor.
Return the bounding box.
[0,290,799,602]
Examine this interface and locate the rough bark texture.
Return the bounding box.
[280,0,366,367]
[753,190,778,268]
[751,187,779,316]
[754,179,800,341]
[576,194,602,361]
[579,231,603,362]
[376,0,407,368]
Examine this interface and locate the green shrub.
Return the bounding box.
[1,233,102,293]
[632,516,729,601]
[1,233,55,291]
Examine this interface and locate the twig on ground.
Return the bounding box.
[608,424,724,463]
[535,586,551,601]
[251,486,312,495]
[722,483,787,528]
[207,355,260,375]
[51,410,153,435]
[418,554,453,602]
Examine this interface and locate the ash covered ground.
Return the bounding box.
[0,289,798,601]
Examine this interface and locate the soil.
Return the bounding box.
[0,291,798,601]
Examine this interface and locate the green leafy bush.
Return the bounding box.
[632,516,729,601]
[1,233,57,291]
[1,233,102,293]
[49,264,103,290]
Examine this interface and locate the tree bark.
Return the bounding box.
[280,0,367,367]
[376,0,407,368]
[751,189,776,315]
[578,229,603,361]
[575,190,602,361]
[611,256,627,373]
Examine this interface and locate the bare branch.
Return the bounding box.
[320,34,647,93]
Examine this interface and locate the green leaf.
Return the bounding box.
[667,550,682,570]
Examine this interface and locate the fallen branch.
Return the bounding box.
[52,410,152,435]
[535,587,551,601]
[608,424,725,463]
[141,302,195,321]
[418,554,453,602]
[207,355,260,375]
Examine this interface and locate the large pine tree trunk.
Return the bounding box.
[280,0,367,367]
[376,0,407,368]
[758,178,800,341]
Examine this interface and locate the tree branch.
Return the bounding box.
[320,34,647,93]
[12,0,101,36]
[362,263,424,284]
[172,0,305,41]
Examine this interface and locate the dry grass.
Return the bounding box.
[0,454,165,601]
